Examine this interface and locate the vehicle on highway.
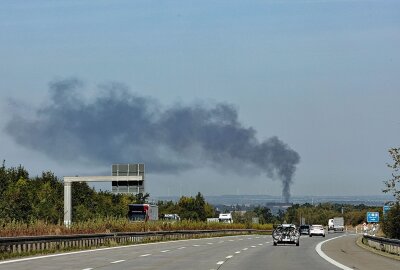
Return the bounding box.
[219,213,233,223]
[309,224,326,237]
[163,213,181,222]
[272,224,300,246]
[328,217,344,232]
[299,224,310,235]
[128,204,159,221]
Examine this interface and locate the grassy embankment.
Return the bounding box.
[0,218,273,237]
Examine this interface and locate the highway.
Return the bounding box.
[0,233,398,270]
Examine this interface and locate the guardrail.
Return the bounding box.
[0,229,271,257]
[363,234,400,256]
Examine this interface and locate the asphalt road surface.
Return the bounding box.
[0,233,398,270]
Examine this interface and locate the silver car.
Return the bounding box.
[272,224,300,246]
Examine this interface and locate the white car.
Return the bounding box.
[309,225,325,237]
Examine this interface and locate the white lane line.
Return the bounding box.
[178,246,186,249]
[216,261,224,265]
[247,238,252,240]
[140,254,151,257]
[0,234,251,266]
[235,251,241,254]
[242,248,248,250]
[258,243,263,246]
[207,242,213,245]
[161,250,170,253]
[315,235,353,270]
[193,244,200,247]
[226,255,233,259]
[110,260,125,264]
[82,268,93,270]
[251,245,256,248]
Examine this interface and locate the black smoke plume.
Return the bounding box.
[5,78,300,202]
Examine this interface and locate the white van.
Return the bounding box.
[219,213,233,223]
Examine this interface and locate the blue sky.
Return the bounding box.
[1,0,399,199]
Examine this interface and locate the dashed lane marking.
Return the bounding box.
[242,248,248,250]
[258,244,263,246]
[226,255,233,259]
[178,246,186,249]
[140,254,151,257]
[82,268,93,270]
[207,242,213,245]
[251,246,256,248]
[110,260,125,264]
[0,234,254,266]
[235,251,241,254]
[216,261,224,265]
[193,244,200,247]
[161,250,170,253]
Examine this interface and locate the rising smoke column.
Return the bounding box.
[5,78,300,202]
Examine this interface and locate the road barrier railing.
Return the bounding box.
[362,234,400,256]
[0,229,272,256]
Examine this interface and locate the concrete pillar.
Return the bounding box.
[64,181,72,227]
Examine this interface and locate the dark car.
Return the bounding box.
[272,224,300,246]
[299,225,310,235]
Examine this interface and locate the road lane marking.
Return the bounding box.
[258,243,263,246]
[315,235,353,270]
[82,268,93,270]
[226,255,233,259]
[0,235,252,265]
[110,260,125,264]
[207,242,213,245]
[193,244,200,247]
[242,248,248,250]
[251,245,256,248]
[216,261,224,265]
[161,250,170,253]
[228,239,234,242]
[178,246,186,249]
[235,251,241,254]
[140,254,151,257]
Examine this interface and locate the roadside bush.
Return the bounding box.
[382,202,400,239]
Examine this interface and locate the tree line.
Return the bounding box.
[0,162,218,224]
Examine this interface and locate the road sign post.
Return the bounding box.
[366,212,379,223]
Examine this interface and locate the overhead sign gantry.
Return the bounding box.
[63,163,145,226]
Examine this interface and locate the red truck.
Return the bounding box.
[128,204,159,221]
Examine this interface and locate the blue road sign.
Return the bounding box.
[367,212,380,223]
[383,205,391,216]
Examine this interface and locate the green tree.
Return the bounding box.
[382,202,400,239]
[134,193,150,204]
[383,148,400,202]
[253,206,274,224]
[2,177,34,222]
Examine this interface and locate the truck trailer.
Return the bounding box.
[128,204,158,221]
[328,217,344,232]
